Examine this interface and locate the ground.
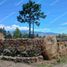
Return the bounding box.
[35,63,67,67]
[0,60,33,67]
[0,60,67,67]
[53,64,67,67]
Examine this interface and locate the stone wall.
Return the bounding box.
[0,36,67,60]
[57,42,67,57]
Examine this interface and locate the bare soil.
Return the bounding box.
[0,60,67,67]
[0,60,33,67]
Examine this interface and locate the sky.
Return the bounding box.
[0,0,67,33]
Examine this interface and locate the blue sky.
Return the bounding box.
[0,0,67,33]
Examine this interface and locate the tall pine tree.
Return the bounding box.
[17,0,46,38]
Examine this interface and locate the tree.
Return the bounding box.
[36,34,39,37]
[5,31,12,39]
[22,33,29,38]
[13,28,22,39]
[0,27,6,38]
[17,0,46,38]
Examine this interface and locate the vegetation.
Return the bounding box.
[36,64,52,67]
[22,33,29,38]
[36,56,67,67]
[57,56,67,64]
[0,27,42,39]
[5,31,12,39]
[56,33,67,42]
[17,0,46,38]
[13,28,22,39]
[0,28,6,38]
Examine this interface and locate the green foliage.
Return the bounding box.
[5,31,12,39]
[57,56,67,64]
[56,33,67,41]
[0,28,6,34]
[13,28,22,38]
[22,33,29,38]
[36,64,52,67]
[17,0,46,38]
[0,28,12,39]
[0,28,6,38]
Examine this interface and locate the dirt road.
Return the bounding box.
[0,60,67,67]
[53,64,67,67]
[0,60,33,67]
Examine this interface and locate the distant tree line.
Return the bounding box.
[0,27,41,39]
[56,33,67,41]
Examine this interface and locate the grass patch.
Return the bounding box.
[36,64,52,67]
[57,56,67,64]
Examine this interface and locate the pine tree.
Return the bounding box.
[17,0,46,38]
[13,28,22,39]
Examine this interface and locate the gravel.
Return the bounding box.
[0,60,33,67]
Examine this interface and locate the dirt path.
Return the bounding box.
[53,64,67,67]
[0,60,33,67]
[0,60,67,67]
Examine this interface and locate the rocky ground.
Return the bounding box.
[0,60,67,67]
[0,60,33,67]
[53,64,67,67]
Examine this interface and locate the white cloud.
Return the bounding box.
[0,24,29,31]
[0,24,50,32]
[35,28,50,32]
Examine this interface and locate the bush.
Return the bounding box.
[57,56,67,64]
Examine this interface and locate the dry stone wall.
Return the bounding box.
[57,42,67,56]
[0,36,67,60]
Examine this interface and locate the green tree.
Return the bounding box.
[36,34,39,37]
[13,28,22,39]
[5,31,12,39]
[22,33,29,38]
[17,0,46,38]
[0,27,6,38]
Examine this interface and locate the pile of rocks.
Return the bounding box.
[0,56,43,63]
[0,36,67,62]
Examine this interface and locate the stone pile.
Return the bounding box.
[0,36,67,62]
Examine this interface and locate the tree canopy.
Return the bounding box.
[13,28,22,39]
[17,0,46,38]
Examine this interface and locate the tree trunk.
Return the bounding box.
[32,22,34,38]
[29,23,31,38]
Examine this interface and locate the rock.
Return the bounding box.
[41,36,58,60]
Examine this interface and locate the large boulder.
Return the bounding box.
[41,36,58,60]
